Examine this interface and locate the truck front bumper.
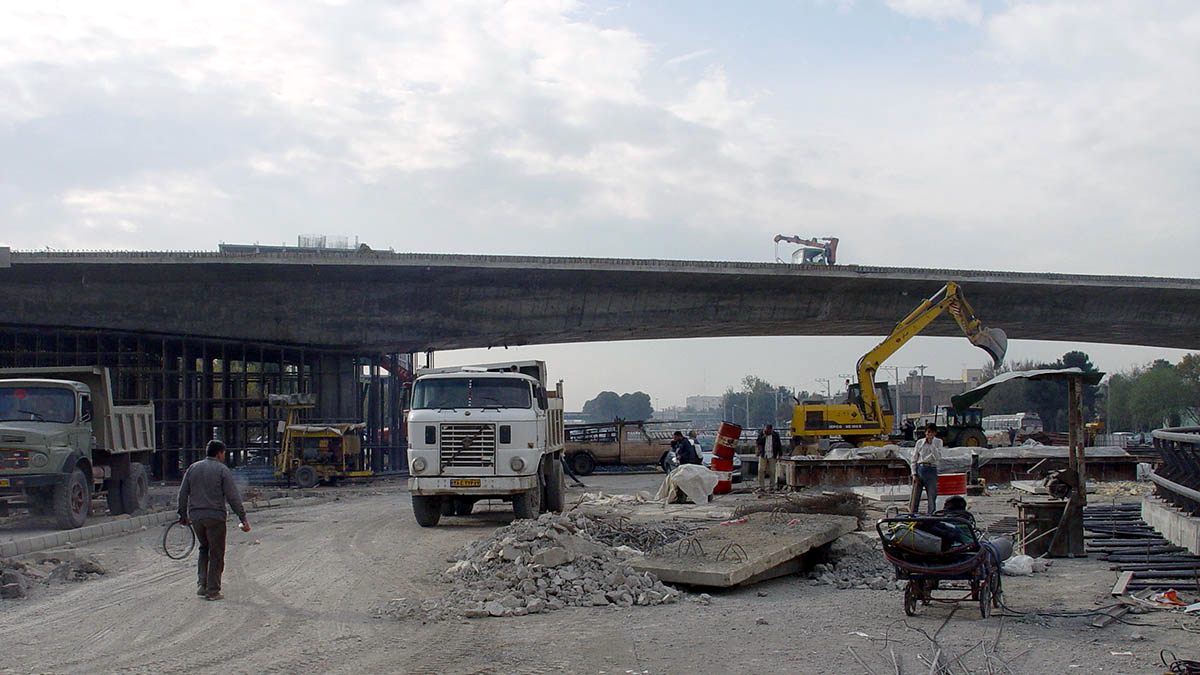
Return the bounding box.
[409,474,537,496]
[0,473,67,491]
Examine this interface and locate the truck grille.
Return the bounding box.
[0,450,30,469]
[439,424,496,468]
[1,434,26,443]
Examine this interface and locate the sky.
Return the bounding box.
[1,0,1197,410]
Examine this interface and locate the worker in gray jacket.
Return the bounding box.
[177,440,250,600]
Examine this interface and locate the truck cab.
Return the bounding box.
[405,360,564,526]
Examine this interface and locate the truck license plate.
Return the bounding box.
[0,479,8,487]
[449,479,481,487]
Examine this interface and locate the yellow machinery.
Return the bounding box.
[791,282,1007,451]
[269,393,371,488]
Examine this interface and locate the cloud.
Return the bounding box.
[884,0,983,24]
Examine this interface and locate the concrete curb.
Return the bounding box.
[0,494,333,558]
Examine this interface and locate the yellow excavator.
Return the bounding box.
[790,282,1007,451]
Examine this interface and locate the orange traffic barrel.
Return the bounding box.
[713,421,742,460]
[710,457,734,472]
[937,473,967,495]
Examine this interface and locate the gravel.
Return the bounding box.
[1,553,108,600]
[382,512,688,621]
[805,531,903,592]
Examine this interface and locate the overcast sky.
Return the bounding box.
[1,1,1196,410]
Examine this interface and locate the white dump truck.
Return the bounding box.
[0,366,156,528]
[405,360,565,527]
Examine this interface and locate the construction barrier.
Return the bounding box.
[713,421,741,460]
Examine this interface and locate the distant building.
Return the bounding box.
[962,369,985,387]
[686,395,722,411]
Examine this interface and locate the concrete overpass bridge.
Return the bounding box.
[2,248,1197,353]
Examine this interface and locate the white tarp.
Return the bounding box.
[655,464,719,505]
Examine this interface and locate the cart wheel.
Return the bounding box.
[990,570,1003,608]
[978,582,992,618]
[904,582,918,616]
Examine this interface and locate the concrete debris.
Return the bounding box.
[805,532,902,591]
[0,554,107,600]
[390,512,686,621]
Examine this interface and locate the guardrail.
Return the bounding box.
[1151,426,1200,516]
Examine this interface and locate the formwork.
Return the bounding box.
[0,326,408,480]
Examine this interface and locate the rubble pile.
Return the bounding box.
[411,513,687,620]
[1,554,107,599]
[806,532,902,591]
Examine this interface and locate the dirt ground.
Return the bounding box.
[0,474,1197,674]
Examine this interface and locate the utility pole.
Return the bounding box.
[745,389,751,430]
[918,365,927,415]
[815,378,831,400]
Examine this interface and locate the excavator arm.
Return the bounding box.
[855,282,1007,426]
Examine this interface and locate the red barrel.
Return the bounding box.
[710,457,734,472]
[937,473,967,495]
[713,421,742,460]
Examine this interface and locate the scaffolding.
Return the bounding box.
[0,327,408,480]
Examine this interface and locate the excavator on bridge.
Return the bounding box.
[790,282,1007,452]
[774,234,839,265]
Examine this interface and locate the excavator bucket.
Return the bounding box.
[970,327,1008,367]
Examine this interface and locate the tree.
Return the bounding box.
[1104,359,1192,431]
[1177,353,1200,422]
[720,376,802,430]
[580,391,654,422]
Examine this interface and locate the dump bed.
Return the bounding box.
[0,366,155,454]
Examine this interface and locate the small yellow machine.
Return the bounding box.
[791,282,1007,451]
[269,393,371,488]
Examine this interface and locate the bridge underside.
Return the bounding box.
[3,250,1198,353]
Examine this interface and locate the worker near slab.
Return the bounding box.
[177,440,251,601]
[755,424,783,492]
[671,431,701,466]
[911,423,943,514]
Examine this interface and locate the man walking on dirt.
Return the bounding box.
[177,440,250,601]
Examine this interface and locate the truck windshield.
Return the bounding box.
[0,387,76,423]
[411,378,531,409]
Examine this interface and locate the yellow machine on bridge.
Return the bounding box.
[269,393,371,488]
[791,282,1007,452]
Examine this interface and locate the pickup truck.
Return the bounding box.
[564,420,676,475]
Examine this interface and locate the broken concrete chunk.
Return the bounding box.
[532,546,572,568]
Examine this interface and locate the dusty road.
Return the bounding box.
[0,476,1196,674]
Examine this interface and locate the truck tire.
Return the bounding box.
[513,473,543,520]
[120,463,150,514]
[294,465,318,489]
[544,457,565,512]
[53,468,90,529]
[412,495,442,527]
[105,479,126,515]
[957,430,987,448]
[659,453,672,473]
[568,451,595,477]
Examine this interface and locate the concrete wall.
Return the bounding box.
[3,250,1199,353]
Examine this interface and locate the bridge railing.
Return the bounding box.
[1151,426,1200,516]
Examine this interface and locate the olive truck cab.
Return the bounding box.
[0,366,155,529]
[405,360,565,527]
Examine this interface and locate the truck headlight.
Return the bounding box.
[412,457,427,473]
[31,453,48,468]
[509,456,525,472]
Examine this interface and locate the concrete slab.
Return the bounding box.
[1142,496,1200,555]
[850,485,911,502]
[630,512,856,587]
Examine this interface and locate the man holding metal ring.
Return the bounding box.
[912,423,942,514]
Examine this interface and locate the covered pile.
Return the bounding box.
[420,512,687,619]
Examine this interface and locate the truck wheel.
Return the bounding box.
[120,463,149,514]
[453,498,475,516]
[513,473,543,520]
[659,453,672,473]
[544,457,565,512]
[412,495,442,527]
[105,478,126,515]
[568,452,595,477]
[958,430,987,448]
[53,468,90,529]
[294,465,318,489]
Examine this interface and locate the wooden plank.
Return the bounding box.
[1091,605,1130,628]
[1111,570,1134,596]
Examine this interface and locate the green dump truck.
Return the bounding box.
[0,366,156,528]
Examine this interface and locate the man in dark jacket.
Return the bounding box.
[755,424,784,491]
[671,431,701,466]
[178,440,250,601]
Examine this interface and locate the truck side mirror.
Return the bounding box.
[536,388,548,410]
[80,397,92,423]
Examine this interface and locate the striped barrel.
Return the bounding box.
[713,421,742,460]
[711,454,735,494]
